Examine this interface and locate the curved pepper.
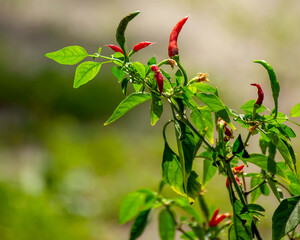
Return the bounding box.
[168,16,188,58]
[133,41,152,52]
[251,83,264,107]
[151,65,164,94]
[106,44,124,55]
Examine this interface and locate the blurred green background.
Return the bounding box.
[1,0,300,239]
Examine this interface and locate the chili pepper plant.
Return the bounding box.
[45,11,300,240]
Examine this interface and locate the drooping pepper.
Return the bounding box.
[251,83,264,107]
[168,16,188,58]
[106,44,124,55]
[209,208,231,227]
[151,65,164,94]
[133,41,152,52]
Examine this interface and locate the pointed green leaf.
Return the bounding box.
[130,208,152,240]
[241,100,266,113]
[175,70,184,86]
[73,61,104,88]
[290,103,300,117]
[250,176,263,203]
[189,82,216,93]
[173,198,202,223]
[233,134,250,158]
[182,125,196,176]
[196,92,225,112]
[150,92,163,126]
[119,192,146,224]
[132,62,146,78]
[111,66,125,82]
[254,60,280,117]
[233,199,253,240]
[45,46,88,65]
[162,142,201,203]
[247,154,288,181]
[190,108,214,144]
[203,159,217,186]
[159,209,176,240]
[272,196,300,240]
[147,56,157,66]
[265,132,296,175]
[104,93,151,125]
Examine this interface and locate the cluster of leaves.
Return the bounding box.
[45,11,300,240]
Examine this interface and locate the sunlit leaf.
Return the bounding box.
[45,46,88,65]
[272,196,300,240]
[73,61,105,88]
[104,93,151,125]
[290,103,300,117]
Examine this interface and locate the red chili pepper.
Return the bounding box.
[133,41,152,52]
[251,83,264,106]
[223,125,233,142]
[232,165,244,174]
[226,175,241,188]
[151,65,164,94]
[106,44,124,54]
[209,209,231,227]
[168,16,188,58]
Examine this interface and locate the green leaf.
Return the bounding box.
[175,70,184,86]
[116,11,140,59]
[73,61,105,88]
[265,132,297,175]
[121,78,130,95]
[254,60,280,117]
[111,66,125,82]
[104,93,151,125]
[247,154,288,181]
[248,203,265,212]
[173,198,202,223]
[45,46,88,65]
[268,177,283,202]
[188,82,216,93]
[272,195,300,240]
[159,209,176,240]
[290,103,300,117]
[233,199,253,240]
[190,108,214,144]
[250,176,263,203]
[203,159,217,186]
[133,83,142,93]
[98,47,102,55]
[232,134,250,158]
[240,100,266,114]
[147,56,156,66]
[150,92,163,126]
[130,208,152,240]
[196,92,225,112]
[182,125,196,176]
[132,62,146,78]
[119,192,146,224]
[162,142,201,203]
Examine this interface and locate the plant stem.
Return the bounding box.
[244,180,266,196]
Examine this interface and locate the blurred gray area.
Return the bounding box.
[0,0,299,239]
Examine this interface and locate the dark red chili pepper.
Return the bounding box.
[133,41,152,52]
[226,175,241,188]
[106,44,124,54]
[232,165,244,174]
[223,125,233,142]
[251,83,264,106]
[151,65,164,94]
[168,16,188,58]
[209,209,231,227]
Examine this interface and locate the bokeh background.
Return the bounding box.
[1,0,300,239]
